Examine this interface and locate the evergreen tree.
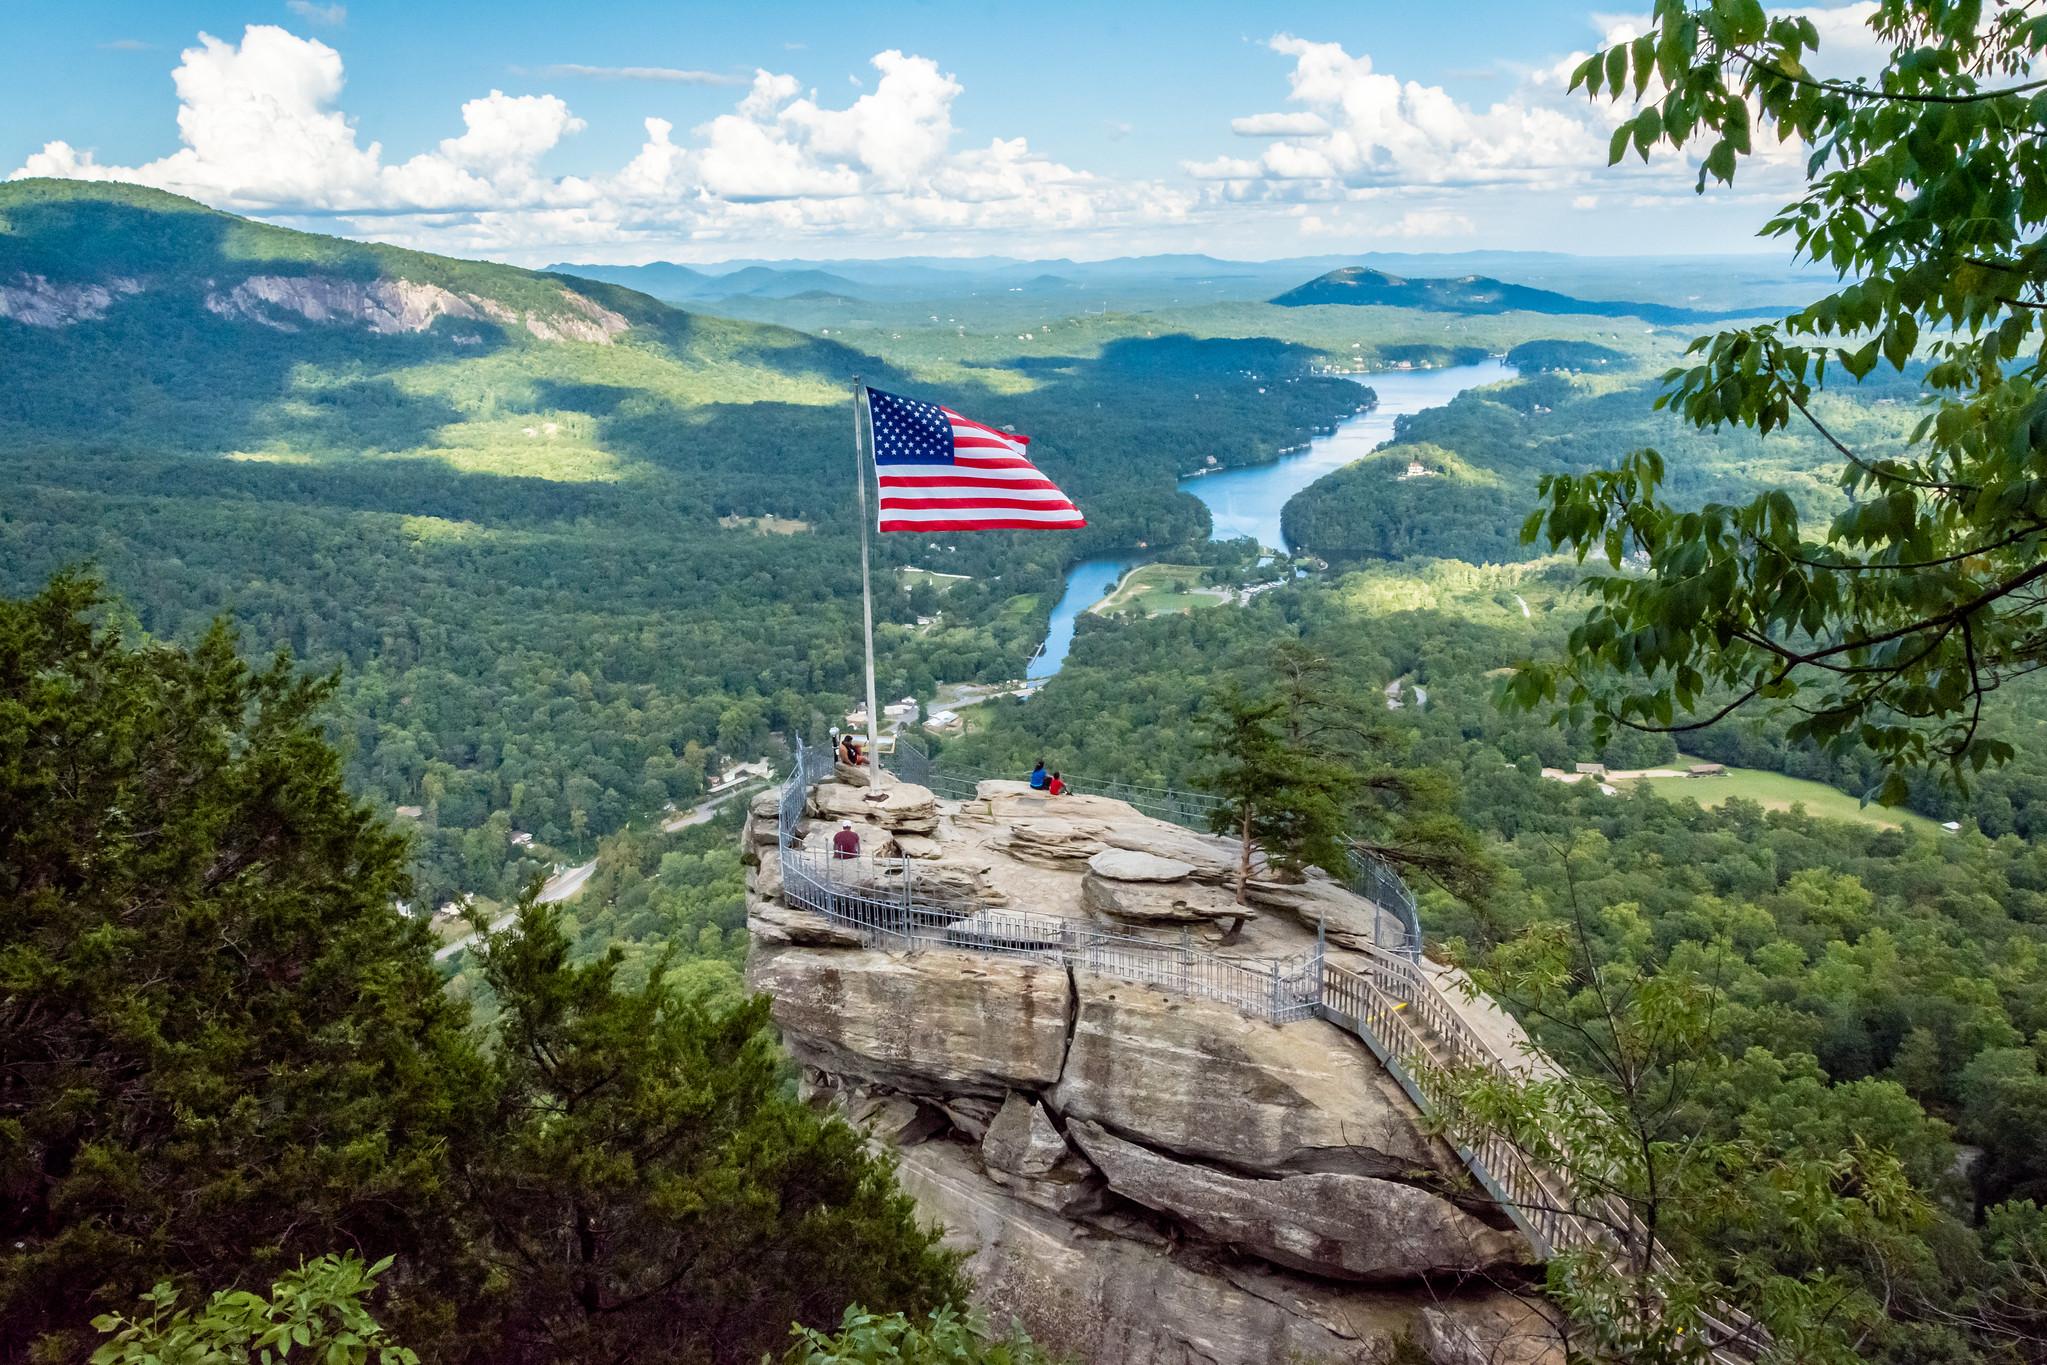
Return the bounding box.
[1195,643,1492,907]
[0,571,486,1360]
[467,902,965,1365]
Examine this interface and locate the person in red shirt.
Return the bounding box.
[1047,771,1067,796]
[831,820,861,859]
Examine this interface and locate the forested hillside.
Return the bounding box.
[1281,345,1920,565]
[0,180,1365,909]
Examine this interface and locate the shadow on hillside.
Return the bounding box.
[530,381,639,418]
[960,332,1325,383]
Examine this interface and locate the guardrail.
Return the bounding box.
[1319,946,1766,1361]
[780,846,1320,1022]
[885,733,1423,959]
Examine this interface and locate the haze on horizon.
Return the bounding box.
[1,0,1888,268]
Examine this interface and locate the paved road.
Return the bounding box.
[661,781,760,832]
[432,784,761,963]
[432,856,593,963]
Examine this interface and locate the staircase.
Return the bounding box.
[1318,948,1768,1363]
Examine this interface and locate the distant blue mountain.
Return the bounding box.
[1271,266,1783,323]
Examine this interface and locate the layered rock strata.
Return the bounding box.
[745,773,1559,1365]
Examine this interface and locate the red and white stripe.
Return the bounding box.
[876,407,1086,533]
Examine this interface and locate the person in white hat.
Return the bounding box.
[831,819,861,860]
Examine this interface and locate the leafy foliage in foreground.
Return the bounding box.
[1515,0,2047,789]
[1438,882,1933,1365]
[0,569,487,1360]
[777,1306,1059,1364]
[470,906,962,1364]
[89,1255,416,1365]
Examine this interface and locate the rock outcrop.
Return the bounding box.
[1051,975,1451,1181]
[0,273,141,326]
[1068,1120,1527,1281]
[201,275,630,343]
[747,775,1559,1365]
[750,945,1071,1096]
[1,265,631,344]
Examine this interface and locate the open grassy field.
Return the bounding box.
[898,566,972,591]
[718,513,811,535]
[1095,563,1230,616]
[1632,758,1943,833]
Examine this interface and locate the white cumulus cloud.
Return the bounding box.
[11,25,1186,259]
[1190,33,1605,194]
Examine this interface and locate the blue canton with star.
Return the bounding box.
[867,386,957,465]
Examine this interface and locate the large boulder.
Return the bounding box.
[1079,872,1211,925]
[1050,974,1453,1180]
[997,816,1106,865]
[893,1140,1554,1365]
[748,945,1071,1097]
[1243,872,1400,950]
[811,778,940,834]
[1097,823,1242,882]
[982,1092,1105,1216]
[747,898,865,948]
[1068,1120,1527,1281]
[1088,848,1195,882]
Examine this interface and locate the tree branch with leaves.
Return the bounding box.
[1506,0,2047,798]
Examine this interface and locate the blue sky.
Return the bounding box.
[3,1,1874,264]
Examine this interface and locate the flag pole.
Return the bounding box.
[850,377,885,800]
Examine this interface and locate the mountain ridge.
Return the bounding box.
[1269,264,1784,323]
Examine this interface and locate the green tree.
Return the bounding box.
[1196,686,1350,904]
[1511,0,2047,793]
[1196,643,1491,908]
[0,571,485,1360]
[467,901,964,1365]
[88,1254,415,1365]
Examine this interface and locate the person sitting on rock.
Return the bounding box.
[831,819,861,860]
[1028,760,1049,790]
[1047,771,1067,796]
[840,734,865,766]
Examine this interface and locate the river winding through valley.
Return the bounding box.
[1026,358,1513,680]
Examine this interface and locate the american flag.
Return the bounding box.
[866,386,1085,533]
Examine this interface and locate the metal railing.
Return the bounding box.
[886,733,1424,959]
[1318,950,1766,1362]
[780,845,1320,1022]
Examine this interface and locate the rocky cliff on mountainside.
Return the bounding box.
[0,179,639,342]
[743,774,1562,1365]
[1,267,632,342]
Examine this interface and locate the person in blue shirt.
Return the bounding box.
[1028,760,1049,790]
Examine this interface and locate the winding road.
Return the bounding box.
[431,782,762,963]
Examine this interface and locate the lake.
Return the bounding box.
[1027,358,1513,680]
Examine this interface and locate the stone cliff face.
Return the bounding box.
[2,268,630,344]
[745,776,1563,1365]
[0,273,141,325]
